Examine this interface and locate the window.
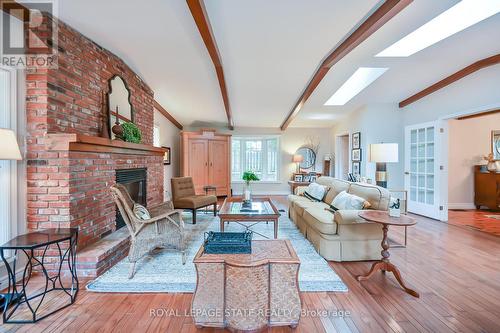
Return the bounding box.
[153,124,161,147]
[231,136,280,182]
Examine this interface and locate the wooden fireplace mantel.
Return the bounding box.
[45,133,166,156]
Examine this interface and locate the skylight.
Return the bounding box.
[376,0,500,57]
[324,67,388,106]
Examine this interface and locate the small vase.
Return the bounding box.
[243,182,252,203]
[487,161,497,173]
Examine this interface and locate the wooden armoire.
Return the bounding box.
[180,129,231,196]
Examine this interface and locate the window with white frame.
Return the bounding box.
[231,136,280,182]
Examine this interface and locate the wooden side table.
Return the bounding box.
[356,211,419,298]
[192,240,301,331]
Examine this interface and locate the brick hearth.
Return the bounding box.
[25,14,164,276]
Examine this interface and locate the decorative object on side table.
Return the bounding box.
[0,229,79,323]
[483,153,499,173]
[293,174,303,182]
[389,198,401,217]
[242,170,259,204]
[292,154,304,173]
[203,231,252,254]
[369,143,399,188]
[192,240,301,331]
[162,146,171,165]
[357,211,419,298]
[352,132,361,149]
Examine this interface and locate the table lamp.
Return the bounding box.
[369,143,398,188]
[292,154,303,173]
[0,128,22,161]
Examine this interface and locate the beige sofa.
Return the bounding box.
[288,177,390,261]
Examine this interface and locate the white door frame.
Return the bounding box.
[335,132,350,179]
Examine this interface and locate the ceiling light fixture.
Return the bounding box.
[376,0,500,57]
[324,67,388,106]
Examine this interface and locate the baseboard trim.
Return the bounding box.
[448,203,476,210]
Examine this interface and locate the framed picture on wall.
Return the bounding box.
[352,132,361,149]
[294,174,303,182]
[162,146,171,165]
[352,148,361,161]
[492,130,500,160]
[352,162,360,175]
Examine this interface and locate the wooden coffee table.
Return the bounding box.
[357,211,419,298]
[219,197,280,239]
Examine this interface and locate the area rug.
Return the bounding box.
[86,213,347,293]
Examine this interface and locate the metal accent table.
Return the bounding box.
[0,228,79,323]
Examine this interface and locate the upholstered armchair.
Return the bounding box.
[110,184,186,278]
[171,177,217,224]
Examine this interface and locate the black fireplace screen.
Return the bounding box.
[115,168,147,230]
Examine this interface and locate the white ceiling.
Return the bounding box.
[58,0,500,129]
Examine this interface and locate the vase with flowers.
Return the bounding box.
[483,153,499,173]
[242,171,260,204]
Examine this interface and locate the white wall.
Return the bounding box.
[154,110,180,196]
[185,126,333,194]
[331,104,405,190]
[448,113,500,209]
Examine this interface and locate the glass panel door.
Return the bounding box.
[405,121,445,220]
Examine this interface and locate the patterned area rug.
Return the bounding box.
[86,213,347,293]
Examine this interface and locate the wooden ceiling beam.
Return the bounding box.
[186,0,234,130]
[154,100,183,130]
[399,54,500,108]
[456,108,500,120]
[280,0,412,130]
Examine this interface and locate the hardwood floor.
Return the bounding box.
[448,209,500,236]
[2,197,500,333]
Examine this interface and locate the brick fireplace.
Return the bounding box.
[25,15,165,276]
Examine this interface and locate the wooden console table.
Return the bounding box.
[192,240,301,331]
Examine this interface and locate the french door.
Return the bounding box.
[404,121,448,221]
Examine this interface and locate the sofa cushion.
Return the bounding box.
[303,208,338,235]
[294,200,329,216]
[173,195,217,209]
[324,179,351,204]
[348,183,390,210]
[331,191,370,210]
[304,182,328,201]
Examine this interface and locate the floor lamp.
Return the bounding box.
[369,143,398,188]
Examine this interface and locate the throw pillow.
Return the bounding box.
[331,191,370,210]
[304,182,327,202]
[133,203,151,220]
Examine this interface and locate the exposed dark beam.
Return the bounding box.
[457,108,500,120]
[186,0,234,130]
[399,54,500,108]
[154,100,183,130]
[280,0,412,130]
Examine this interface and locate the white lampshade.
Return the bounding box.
[0,128,22,160]
[369,143,398,163]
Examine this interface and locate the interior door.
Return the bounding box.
[404,121,447,221]
[189,139,208,194]
[208,140,228,196]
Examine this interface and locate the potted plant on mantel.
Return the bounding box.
[242,171,259,204]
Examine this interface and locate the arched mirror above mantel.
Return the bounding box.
[108,75,134,139]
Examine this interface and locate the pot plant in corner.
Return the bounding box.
[121,122,142,144]
[242,171,259,204]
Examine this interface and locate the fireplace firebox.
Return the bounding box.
[115,168,147,230]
